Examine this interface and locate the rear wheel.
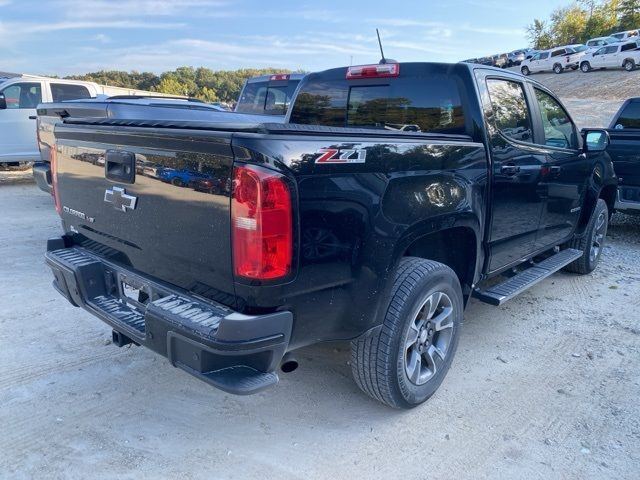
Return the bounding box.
[350,258,463,409]
[553,63,563,74]
[571,65,579,70]
[171,177,185,187]
[580,62,591,73]
[521,66,530,76]
[624,59,635,71]
[564,199,608,274]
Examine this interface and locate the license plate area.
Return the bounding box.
[119,275,150,311]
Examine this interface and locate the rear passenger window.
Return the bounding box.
[290,76,465,134]
[0,82,42,109]
[51,83,92,102]
[614,102,640,129]
[486,79,532,142]
[533,88,578,149]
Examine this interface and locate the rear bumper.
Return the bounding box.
[32,162,52,194]
[615,186,640,213]
[45,239,292,395]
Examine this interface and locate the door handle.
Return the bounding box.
[105,150,136,184]
[28,116,37,120]
[501,165,520,175]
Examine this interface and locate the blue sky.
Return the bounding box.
[1,0,563,76]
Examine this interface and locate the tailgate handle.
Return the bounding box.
[105,150,136,184]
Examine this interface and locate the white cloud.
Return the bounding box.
[93,33,111,44]
[55,0,230,19]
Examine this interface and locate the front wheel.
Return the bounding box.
[624,59,635,71]
[350,258,463,409]
[571,65,579,70]
[580,62,591,73]
[564,199,608,274]
[553,63,563,74]
[521,66,530,76]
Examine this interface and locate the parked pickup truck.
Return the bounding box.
[38,62,617,408]
[580,41,640,72]
[608,98,640,215]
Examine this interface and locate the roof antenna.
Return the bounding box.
[376,29,397,64]
[376,29,386,64]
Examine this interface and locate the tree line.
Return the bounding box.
[66,67,298,104]
[528,0,640,49]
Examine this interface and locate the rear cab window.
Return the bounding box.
[289,64,466,135]
[236,78,300,115]
[50,83,92,102]
[613,101,640,129]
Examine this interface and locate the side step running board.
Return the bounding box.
[473,248,582,306]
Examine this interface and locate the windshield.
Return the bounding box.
[235,80,300,115]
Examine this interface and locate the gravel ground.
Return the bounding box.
[0,87,639,479]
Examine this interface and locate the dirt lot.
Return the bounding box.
[510,67,640,129]
[1,90,639,479]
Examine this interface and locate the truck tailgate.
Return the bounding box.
[53,122,237,307]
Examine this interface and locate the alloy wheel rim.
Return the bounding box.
[403,291,454,386]
[589,211,607,263]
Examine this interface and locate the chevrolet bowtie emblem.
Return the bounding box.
[104,186,137,212]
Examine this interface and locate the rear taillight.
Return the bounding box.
[231,164,292,280]
[346,63,400,79]
[270,74,290,81]
[50,145,62,215]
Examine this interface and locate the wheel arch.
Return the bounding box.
[399,226,479,304]
[576,181,617,234]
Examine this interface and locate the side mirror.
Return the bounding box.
[0,93,6,110]
[582,129,609,152]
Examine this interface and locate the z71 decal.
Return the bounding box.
[314,147,367,164]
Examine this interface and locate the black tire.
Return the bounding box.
[171,177,184,187]
[564,199,608,274]
[580,62,591,73]
[623,59,635,72]
[553,63,563,74]
[521,66,530,76]
[350,258,463,409]
[571,65,579,70]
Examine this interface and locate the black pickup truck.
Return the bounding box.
[608,98,640,215]
[38,62,617,408]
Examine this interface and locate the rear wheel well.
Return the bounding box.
[403,227,477,298]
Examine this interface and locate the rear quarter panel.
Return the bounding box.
[232,133,488,348]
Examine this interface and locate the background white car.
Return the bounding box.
[586,36,622,48]
[520,47,581,75]
[611,30,639,42]
[580,41,640,72]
